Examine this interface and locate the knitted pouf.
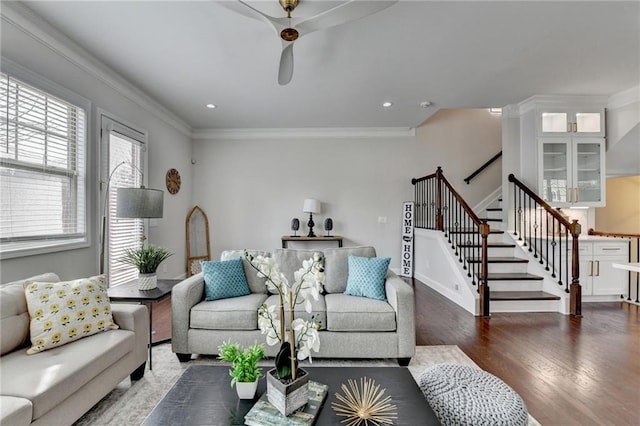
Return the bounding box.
[419,364,528,426]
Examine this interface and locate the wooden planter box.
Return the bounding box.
[266,368,309,416]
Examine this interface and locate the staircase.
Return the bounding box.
[472,198,562,313]
[411,168,576,316]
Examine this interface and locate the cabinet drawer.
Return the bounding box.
[594,244,628,256]
[572,242,592,255]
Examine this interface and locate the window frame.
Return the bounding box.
[0,59,91,260]
[99,112,149,285]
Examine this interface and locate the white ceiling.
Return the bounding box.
[16,1,640,130]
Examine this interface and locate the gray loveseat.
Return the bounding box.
[0,273,149,426]
[172,246,415,365]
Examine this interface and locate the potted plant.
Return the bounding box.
[245,251,324,416]
[218,341,265,399]
[121,245,173,290]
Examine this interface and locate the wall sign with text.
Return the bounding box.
[400,201,414,277]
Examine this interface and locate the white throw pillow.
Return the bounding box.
[24,275,118,354]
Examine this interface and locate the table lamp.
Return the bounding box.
[303,198,320,237]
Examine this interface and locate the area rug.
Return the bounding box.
[74,344,539,425]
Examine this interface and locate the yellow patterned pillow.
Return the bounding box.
[24,275,118,354]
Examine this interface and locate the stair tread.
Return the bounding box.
[490,291,561,301]
[486,208,502,212]
[487,273,544,280]
[468,257,528,263]
[458,242,516,248]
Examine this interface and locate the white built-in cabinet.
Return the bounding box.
[539,107,605,136]
[540,137,605,206]
[518,96,607,207]
[573,239,629,297]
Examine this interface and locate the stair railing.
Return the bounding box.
[464,151,502,184]
[588,228,640,303]
[508,174,582,316]
[412,167,491,316]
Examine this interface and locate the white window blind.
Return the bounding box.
[0,72,86,250]
[103,122,146,287]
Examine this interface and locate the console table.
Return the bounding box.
[108,278,180,370]
[281,235,343,248]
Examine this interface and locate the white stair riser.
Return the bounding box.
[488,221,505,231]
[488,233,506,244]
[485,210,503,220]
[490,299,560,313]
[489,280,543,292]
[486,262,529,274]
[486,247,517,257]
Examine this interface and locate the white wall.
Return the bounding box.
[193,109,502,270]
[0,5,192,282]
[0,3,502,280]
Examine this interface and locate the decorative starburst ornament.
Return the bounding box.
[331,377,397,426]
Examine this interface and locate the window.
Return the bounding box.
[0,71,87,257]
[101,116,147,286]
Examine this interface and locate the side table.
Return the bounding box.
[108,278,180,370]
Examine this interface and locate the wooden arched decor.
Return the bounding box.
[186,205,211,276]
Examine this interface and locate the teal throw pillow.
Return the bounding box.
[344,255,391,301]
[201,257,250,301]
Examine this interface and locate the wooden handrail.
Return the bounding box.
[411,167,491,316]
[411,171,438,185]
[464,151,502,184]
[508,174,573,228]
[588,228,640,239]
[509,173,582,316]
[440,172,484,227]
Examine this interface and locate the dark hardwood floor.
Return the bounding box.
[151,281,639,425]
[413,280,640,426]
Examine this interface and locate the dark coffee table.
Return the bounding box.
[143,365,439,425]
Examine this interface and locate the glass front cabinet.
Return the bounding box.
[539,137,605,207]
[539,108,605,136]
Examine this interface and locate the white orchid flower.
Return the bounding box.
[247,252,324,365]
[258,304,281,346]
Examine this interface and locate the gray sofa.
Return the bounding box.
[172,246,415,365]
[0,273,149,426]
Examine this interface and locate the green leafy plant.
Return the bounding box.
[120,245,173,274]
[218,341,265,386]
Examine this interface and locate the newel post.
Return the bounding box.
[569,219,582,317]
[479,221,491,317]
[436,166,443,231]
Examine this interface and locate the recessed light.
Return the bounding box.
[420,101,432,108]
[206,104,217,109]
[382,101,393,108]
[489,108,502,114]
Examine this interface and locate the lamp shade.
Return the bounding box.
[303,199,320,214]
[116,187,164,218]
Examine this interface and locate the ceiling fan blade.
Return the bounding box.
[295,0,398,37]
[278,43,294,86]
[219,0,288,34]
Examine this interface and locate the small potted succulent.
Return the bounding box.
[120,245,172,290]
[218,341,265,399]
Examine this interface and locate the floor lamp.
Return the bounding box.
[100,162,164,275]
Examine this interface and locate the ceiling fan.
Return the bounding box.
[223,0,398,85]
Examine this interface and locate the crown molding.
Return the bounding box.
[192,127,416,141]
[1,2,192,137]
[608,85,640,110]
[518,94,609,114]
